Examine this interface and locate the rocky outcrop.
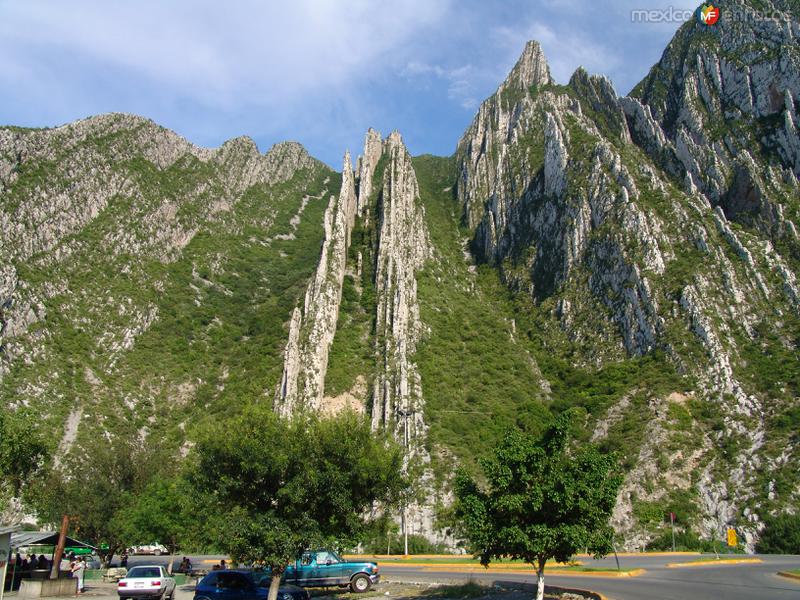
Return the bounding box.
[454,21,799,549]
[370,132,431,446]
[629,0,800,234]
[275,128,432,450]
[455,41,552,229]
[275,152,356,414]
[356,128,383,222]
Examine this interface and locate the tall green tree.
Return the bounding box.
[0,411,46,504]
[454,411,622,600]
[114,477,195,572]
[27,435,165,566]
[192,407,405,600]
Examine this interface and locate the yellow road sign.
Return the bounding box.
[727,528,737,547]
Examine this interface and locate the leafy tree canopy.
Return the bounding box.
[26,435,166,566]
[454,410,622,600]
[0,410,46,499]
[113,476,196,571]
[192,407,406,600]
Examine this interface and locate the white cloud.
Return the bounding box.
[0,0,452,111]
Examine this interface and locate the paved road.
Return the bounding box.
[121,554,800,600]
[379,554,800,600]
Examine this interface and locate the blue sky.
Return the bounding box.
[0,0,697,168]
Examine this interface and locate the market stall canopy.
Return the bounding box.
[10,531,96,550]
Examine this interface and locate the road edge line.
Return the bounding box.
[777,571,800,582]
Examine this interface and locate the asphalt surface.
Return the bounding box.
[380,554,800,600]
[119,554,800,600]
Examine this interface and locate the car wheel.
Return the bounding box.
[350,574,371,593]
[154,549,162,556]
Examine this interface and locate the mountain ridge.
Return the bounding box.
[2,0,799,551]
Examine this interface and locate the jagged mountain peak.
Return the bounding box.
[500,39,552,92]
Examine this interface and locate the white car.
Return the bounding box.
[118,565,176,600]
[127,544,168,556]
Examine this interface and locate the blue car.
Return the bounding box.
[193,571,308,600]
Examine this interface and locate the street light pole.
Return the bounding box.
[397,406,411,556]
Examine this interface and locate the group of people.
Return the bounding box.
[13,553,51,571]
[176,556,193,573]
[211,559,227,571]
[10,553,87,594]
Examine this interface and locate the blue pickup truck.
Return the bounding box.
[283,550,379,592]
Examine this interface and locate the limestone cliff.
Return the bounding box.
[453,9,799,549]
[370,132,431,447]
[275,152,356,414]
[275,129,431,454]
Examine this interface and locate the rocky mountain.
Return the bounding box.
[2,0,798,550]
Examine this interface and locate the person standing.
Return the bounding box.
[71,557,86,594]
[59,553,71,574]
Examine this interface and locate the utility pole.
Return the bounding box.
[670,512,676,553]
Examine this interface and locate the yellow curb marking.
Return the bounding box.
[666,558,763,568]
[383,562,579,570]
[409,565,645,578]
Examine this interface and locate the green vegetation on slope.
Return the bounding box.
[412,155,551,472]
[1,143,336,450]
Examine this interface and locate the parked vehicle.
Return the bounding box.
[127,544,168,556]
[64,546,94,556]
[284,550,379,592]
[194,571,309,600]
[118,565,176,600]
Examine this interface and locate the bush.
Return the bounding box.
[647,529,703,551]
[363,533,445,555]
[757,514,800,554]
[646,529,741,553]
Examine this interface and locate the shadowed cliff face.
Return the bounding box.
[452,0,799,550]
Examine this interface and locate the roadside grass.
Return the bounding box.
[427,580,487,598]
[667,556,764,568]
[686,556,760,563]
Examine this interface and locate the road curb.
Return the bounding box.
[777,571,800,581]
[383,576,612,600]
[389,564,644,578]
[384,562,580,571]
[666,558,763,568]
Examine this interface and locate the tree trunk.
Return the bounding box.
[535,557,546,600]
[267,573,282,600]
[101,547,118,569]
